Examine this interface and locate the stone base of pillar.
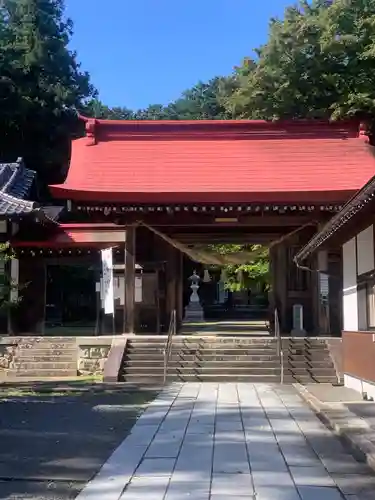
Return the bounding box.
[183,302,204,323]
[291,328,307,337]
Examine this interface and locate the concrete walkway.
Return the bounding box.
[76,383,375,500]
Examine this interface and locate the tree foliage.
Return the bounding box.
[0,243,23,310]
[226,0,375,124]
[0,0,95,194]
[8,0,375,292]
[208,244,269,293]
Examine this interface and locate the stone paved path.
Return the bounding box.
[76,383,375,500]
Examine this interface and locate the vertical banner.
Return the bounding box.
[101,248,114,315]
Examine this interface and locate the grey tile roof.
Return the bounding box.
[0,158,63,222]
[0,158,36,215]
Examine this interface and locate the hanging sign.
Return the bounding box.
[101,248,114,315]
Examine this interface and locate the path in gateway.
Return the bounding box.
[75,383,375,499]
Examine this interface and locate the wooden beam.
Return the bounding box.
[74,212,325,227]
[170,233,281,244]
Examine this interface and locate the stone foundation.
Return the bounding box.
[78,343,112,375]
[0,336,116,379]
[0,339,21,377]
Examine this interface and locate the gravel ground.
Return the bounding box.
[0,385,159,499]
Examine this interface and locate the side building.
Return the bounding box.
[296,173,375,398]
[0,159,62,333]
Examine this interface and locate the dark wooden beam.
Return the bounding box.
[71,212,328,228]
[171,233,281,244]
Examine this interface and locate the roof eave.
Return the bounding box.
[295,174,375,264]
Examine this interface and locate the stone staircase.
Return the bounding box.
[120,336,339,385]
[120,337,281,384]
[10,337,78,378]
[282,338,338,384]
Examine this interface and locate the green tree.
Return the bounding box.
[226,0,375,123]
[0,0,95,195]
[83,99,134,120]
[0,243,22,310]
[208,244,269,293]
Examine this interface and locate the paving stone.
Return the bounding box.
[252,470,295,488]
[289,465,336,487]
[331,473,375,495]
[298,486,345,500]
[320,455,373,474]
[279,444,322,466]
[253,486,300,500]
[134,457,175,477]
[119,476,170,500]
[165,481,210,500]
[145,441,182,458]
[213,443,250,474]
[211,472,254,496]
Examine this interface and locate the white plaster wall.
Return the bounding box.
[357,286,368,331]
[356,224,374,275]
[343,238,358,331]
[344,373,375,400]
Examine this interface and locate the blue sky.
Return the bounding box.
[65,0,291,110]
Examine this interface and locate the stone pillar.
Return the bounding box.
[124,226,136,334]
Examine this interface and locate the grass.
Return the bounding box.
[0,374,105,398]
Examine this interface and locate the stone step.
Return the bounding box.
[123,366,280,375]
[128,340,277,347]
[284,354,331,362]
[13,361,77,370]
[283,368,336,375]
[282,339,328,344]
[283,376,337,384]
[124,359,279,368]
[284,361,335,368]
[10,368,77,378]
[122,374,281,383]
[18,341,77,350]
[125,354,280,362]
[285,350,330,356]
[16,348,77,356]
[126,347,278,356]
[14,355,77,363]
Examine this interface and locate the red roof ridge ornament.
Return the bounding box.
[359,121,370,143]
[85,118,98,146]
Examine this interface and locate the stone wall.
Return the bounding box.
[0,336,116,379]
[0,339,20,378]
[77,338,113,376]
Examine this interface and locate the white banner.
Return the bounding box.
[101,248,114,315]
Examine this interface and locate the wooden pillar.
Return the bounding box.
[268,247,276,325]
[176,250,183,328]
[328,251,342,336]
[166,245,177,322]
[124,226,136,334]
[272,243,288,333]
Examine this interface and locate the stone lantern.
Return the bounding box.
[183,270,204,323]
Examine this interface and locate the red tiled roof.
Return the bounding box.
[49,117,375,203]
